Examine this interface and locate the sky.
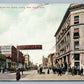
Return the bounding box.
[0,4,70,65]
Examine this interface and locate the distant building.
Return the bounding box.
[0,45,24,71]
[55,4,84,69]
[33,65,38,70]
[29,61,33,69]
[53,53,56,67]
[47,53,54,68]
[42,56,48,68]
[24,54,30,69]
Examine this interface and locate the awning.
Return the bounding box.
[5,54,11,57]
[74,20,79,23]
[74,28,79,33]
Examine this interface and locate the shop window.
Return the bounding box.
[74,16,79,24]
[74,54,80,60]
[74,41,79,50]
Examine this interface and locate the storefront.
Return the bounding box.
[0,54,6,73]
[11,62,16,72]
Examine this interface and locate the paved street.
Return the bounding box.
[0,70,84,81]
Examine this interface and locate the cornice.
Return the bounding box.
[55,4,84,37]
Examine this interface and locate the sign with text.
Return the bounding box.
[17,45,42,50]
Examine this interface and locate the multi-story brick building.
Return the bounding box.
[0,45,24,71]
[42,56,48,68]
[47,53,54,68]
[55,4,84,70]
[53,52,56,67]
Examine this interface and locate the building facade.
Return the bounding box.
[0,54,6,72]
[55,4,84,70]
[42,56,48,68]
[0,45,24,71]
[47,53,54,68]
[53,53,56,67]
[6,57,11,71]
[24,54,30,69]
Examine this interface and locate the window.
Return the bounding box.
[74,16,79,24]
[0,50,1,53]
[74,54,80,60]
[74,33,79,36]
[74,41,79,50]
[73,28,79,39]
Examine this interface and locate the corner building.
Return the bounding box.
[55,4,84,69]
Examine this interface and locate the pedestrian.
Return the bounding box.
[39,67,41,74]
[22,68,23,75]
[40,67,42,74]
[57,68,60,76]
[71,67,74,75]
[47,68,50,74]
[58,68,62,76]
[74,67,77,75]
[37,66,40,74]
[16,68,21,81]
[81,68,83,75]
[52,67,55,74]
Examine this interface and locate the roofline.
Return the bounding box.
[54,5,70,37]
[54,4,84,37]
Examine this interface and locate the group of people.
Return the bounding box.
[47,67,63,76]
[46,66,84,76]
[70,67,83,75]
[46,62,68,76]
[37,66,43,74]
[37,62,84,76]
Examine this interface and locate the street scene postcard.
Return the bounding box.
[0,3,84,81]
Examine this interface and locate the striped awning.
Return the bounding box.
[74,20,79,23]
[74,28,79,33]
